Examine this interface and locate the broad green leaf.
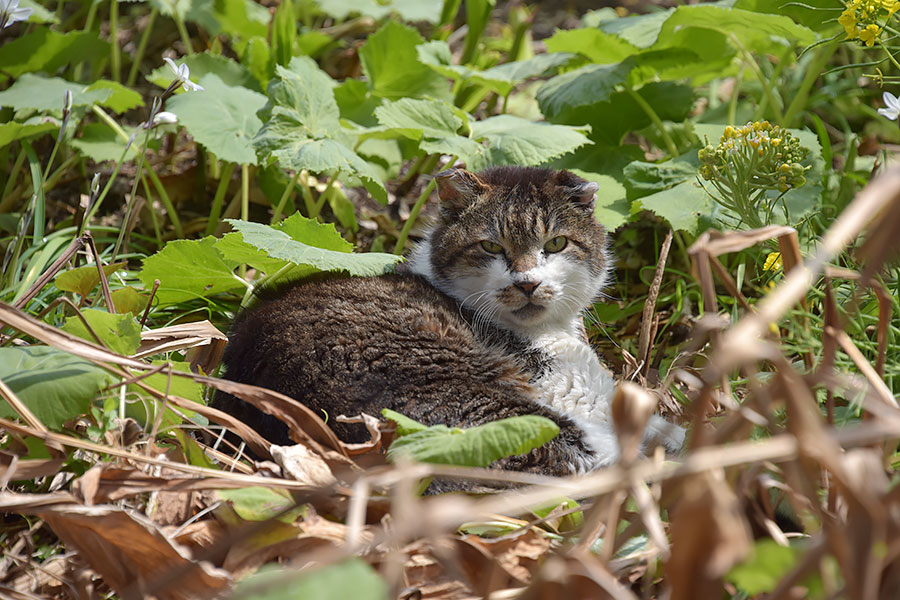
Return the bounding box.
[374,97,462,140]
[727,539,799,595]
[357,138,403,181]
[261,57,340,139]
[187,0,269,38]
[0,119,56,150]
[139,237,244,306]
[598,10,673,49]
[19,0,58,23]
[62,309,142,356]
[359,21,451,101]
[86,80,144,113]
[569,170,630,230]
[334,79,382,127]
[470,115,591,168]
[0,346,113,430]
[241,36,273,91]
[537,61,634,120]
[381,408,428,436]
[128,361,203,430]
[545,28,638,65]
[386,415,560,468]
[227,219,402,276]
[553,142,644,181]
[70,123,140,163]
[638,180,714,234]
[216,487,302,522]
[167,73,266,165]
[0,74,112,112]
[734,0,842,33]
[147,52,259,92]
[317,0,443,22]
[0,29,107,78]
[235,559,388,600]
[55,261,127,298]
[623,158,698,201]
[110,287,149,316]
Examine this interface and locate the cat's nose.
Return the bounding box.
[515,280,541,296]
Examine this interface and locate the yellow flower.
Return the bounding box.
[763,252,783,272]
[860,23,882,45]
[839,3,859,37]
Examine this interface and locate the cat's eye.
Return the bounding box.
[480,240,504,254]
[544,236,568,253]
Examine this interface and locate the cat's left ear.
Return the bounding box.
[435,168,488,215]
[564,181,599,208]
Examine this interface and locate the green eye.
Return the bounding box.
[544,236,567,253]
[480,240,504,254]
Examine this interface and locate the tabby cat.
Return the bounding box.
[212,166,684,476]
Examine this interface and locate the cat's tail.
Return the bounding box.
[642,414,686,456]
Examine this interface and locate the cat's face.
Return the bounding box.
[413,167,611,332]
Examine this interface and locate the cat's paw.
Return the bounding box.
[572,417,620,472]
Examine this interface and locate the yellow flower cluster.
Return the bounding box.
[839,0,899,46]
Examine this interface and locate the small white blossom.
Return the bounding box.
[0,0,32,29]
[151,111,178,126]
[163,56,204,92]
[878,91,900,121]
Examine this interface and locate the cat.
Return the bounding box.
[212,166,684,477]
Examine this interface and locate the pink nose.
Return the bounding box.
[515,280,540,296]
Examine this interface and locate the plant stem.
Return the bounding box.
[81,133,137,233]
[626,87,679,158]
[240,163,250,222]
[73,0,101,81]
[311,174,337,219]
[271,169,301,224]
[91,105,130,142]
[730,33,784,124]
[206,161,235,236]
[127,6,158,87]
[145,163,183,238]
[299,172,316,217]
[109,0,120,82]
[0,151,26,212]
[394,155,456,255]
[784,41,839,128]
[173,11,193,54]
[727,67,744,126]
[141,173,162,247]
[21,142,45,244]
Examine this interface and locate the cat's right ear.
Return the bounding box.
[434,169,487,216]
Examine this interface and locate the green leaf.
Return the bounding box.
[70,123,139,163]
[241,36,273,91]
[187,0,269,39]
[545,28,639,64]
[19,0,58,24]
[598,10,673,49]
[623,157,699,201]
[359,21,451,101]
[235,559,388,600]
[0,346,113,429]
[537,61,634,120]
[317,0,443,22]
[375,97,463,140]
[216,487,301,522]
[381,408,428,436]
[128,361,203,430]
[62,309,142,356]
[0,119,56,150]
[569,170,630,230]
[55,261,128,298]
[638,179,714,234]
[0,74,112,113]
[470,115,591,168]
[334,79,383,127]
[167,74,266,165]
[110,287,149,316]
[553,142,644,181]
[146,52,259,92]
[227,218,402,276]
[261,57,340,138]
[138,237,244,306]
[726,539,799,595]
[386,415,560,468]
[86,80,145,113]
[0,29,107,78]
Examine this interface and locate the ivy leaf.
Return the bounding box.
[70,124,140,163]
[0,74,112,112]
[0,119,56,150]
[359,21,451,101]
[386,415,560,468]
[235,559,388,600]
[62,309,142,356]
[0,346,114,430]
[167,73,266,165]
[138,237,244,306]
[55,261,127,298]
[471,115,591,168]
[537,61,634,121]
[0,29,107,78]
[637,180,714,234]
[227,219,402,276]
[86,80,145,113]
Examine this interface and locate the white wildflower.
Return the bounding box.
[151,111,178,127]
[877,91,900,121]
[163,56,204,92]
[0,0,32,29]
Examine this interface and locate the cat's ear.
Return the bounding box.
[563,181,599,208]
[435,168,488,215]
